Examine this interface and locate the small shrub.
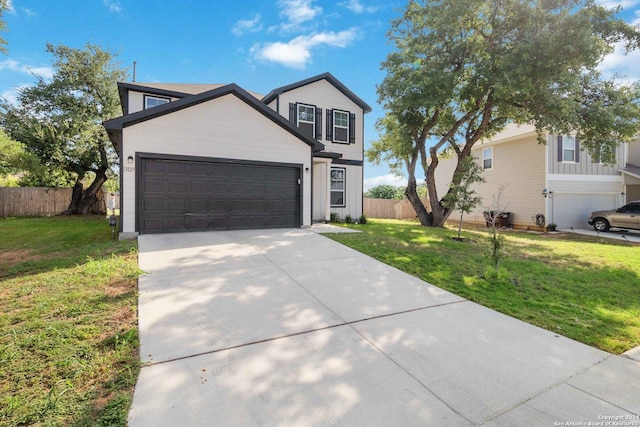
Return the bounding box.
[359,215,367,225]
[345,215,353,224]
[330,213,341,223]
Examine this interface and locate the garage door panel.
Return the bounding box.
[166,199,185,212]
[166,181,186,194]
[166,162,188,176]
[140,158,301,233]
[553,193,618,229]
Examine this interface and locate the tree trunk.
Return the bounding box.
[62,168,108,215]
[406,173,432,226]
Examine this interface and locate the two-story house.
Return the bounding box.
[434,123,640,230]
[104,73,371,237]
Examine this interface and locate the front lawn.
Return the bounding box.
[327,219,640,354]
[0,215,139,426]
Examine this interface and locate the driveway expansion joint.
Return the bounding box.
[140,299,469,368]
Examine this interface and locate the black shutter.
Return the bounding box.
[349,113,356,144]
[326,109,333,141]
[315,108,322,140]
[289,103,297,124]
[575,137,580,163]
[557,135,563,162]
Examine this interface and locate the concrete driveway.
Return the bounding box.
[130,229,640,426]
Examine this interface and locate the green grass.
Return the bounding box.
[327,219,640,355]
[0,215,140,427]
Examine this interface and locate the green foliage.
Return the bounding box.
[330,212,341,223]
[371,0,640,227]
[0,0,8,54]
[1,43,127,211]
[365,184,400,199]
[359,214,368,225]
[442,156,486,238]
[0,173,19,186]
[328,219,640,354]
[345,215,353,224]
[486,225,506,270]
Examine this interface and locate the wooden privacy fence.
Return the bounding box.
[363,197,430,220]
[0,187,107,217]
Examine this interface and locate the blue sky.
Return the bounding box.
[1,0,639,189]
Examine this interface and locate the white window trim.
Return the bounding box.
[562,136,577,163]
[332,109,350,144]
[330,167,346,208]
[482,147,493,171]
[144,95,170,109]
[297,103,316,137]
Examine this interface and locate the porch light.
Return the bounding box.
[305,167,310,173]
[127,155,134,164]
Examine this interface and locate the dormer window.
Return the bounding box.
[144,95,170,109]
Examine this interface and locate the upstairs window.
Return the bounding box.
[482,147,493,170]
[297,104,316,139]
[144,95,170,109]
[563,136,576,162]
[558,135,580,163]
[333,110,349,143]
[330,168,346,207]
[326,109,356,144]
[289,103,322,140]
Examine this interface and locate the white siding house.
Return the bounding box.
[105,73,370,236]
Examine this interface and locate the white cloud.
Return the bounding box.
[633,9,640,25]
[232,14,263,36]
[364,174,407,191]
[103,0,122,13]
[338,0,378,14]
[279,0,321,25]
[1,84,29,106]
[273,0,322,33]
[252,28,359,69]
[0,59,54,79]
[598,41,640,83]
[22,8,35,17]
[594,0,640,8]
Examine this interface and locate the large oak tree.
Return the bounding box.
[1,43,126,214]
[369,0,640,227]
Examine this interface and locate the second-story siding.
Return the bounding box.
[627,139,640,166]
[548,135,625,175]
[273,79,364,162]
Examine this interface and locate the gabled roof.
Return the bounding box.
[261,72,372,113]
[118,82,263,99]
[104,83,325,154]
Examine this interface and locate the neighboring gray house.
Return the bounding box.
[104,73,371,236]
[435,123,640,230]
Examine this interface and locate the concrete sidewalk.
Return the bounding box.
[560,227,640,243]
[130,229,640,426]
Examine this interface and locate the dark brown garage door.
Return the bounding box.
[139,157,301,233]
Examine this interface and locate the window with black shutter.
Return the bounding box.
[290,102,321,140]
[333,110,349,144]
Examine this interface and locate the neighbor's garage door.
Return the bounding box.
[553,193,618,229]
[139,157,300,233]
